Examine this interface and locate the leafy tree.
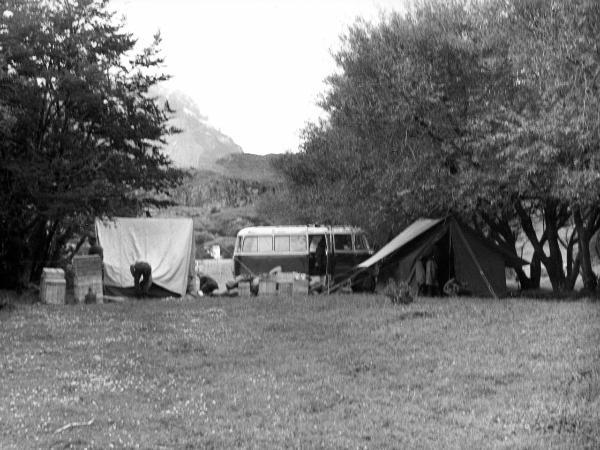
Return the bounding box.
[0,0,182,287]
[270,0,600,293]
[272,3,515,241]
[470,0,600,292]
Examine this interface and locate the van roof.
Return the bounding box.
[236,225,365,236]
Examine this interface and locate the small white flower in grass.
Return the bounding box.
[3,10,13,18]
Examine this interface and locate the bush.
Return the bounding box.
[383,279,414,305]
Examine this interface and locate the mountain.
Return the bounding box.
[171,153,283,209]
[152,86,244,168]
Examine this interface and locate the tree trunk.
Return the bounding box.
[573,205,599,292]
[529,251,542,289]
[514,265,534,290]
[566,252,581,291]
[544,205,566,292]
[514,200,568,293]
[478,213,541,290]
[29,217,59,282]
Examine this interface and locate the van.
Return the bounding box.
[233,225,374,290]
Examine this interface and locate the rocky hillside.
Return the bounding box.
[152,86,244,167]
[173,154,283,209]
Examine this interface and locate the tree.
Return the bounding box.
[0,0,182,286]
[271,2,517,244]
[470,0,600,292]
[269,0,600,293]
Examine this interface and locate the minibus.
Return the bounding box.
[232,225,374,289]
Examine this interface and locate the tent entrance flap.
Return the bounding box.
[384,224,449,288]
[451,221,498,298]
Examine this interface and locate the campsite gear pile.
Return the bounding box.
[383,279,414,304]
[223,268,310,297]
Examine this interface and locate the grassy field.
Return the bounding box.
[1,293,599,449]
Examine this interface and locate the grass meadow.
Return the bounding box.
[1,293,599,449]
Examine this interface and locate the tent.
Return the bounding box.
[358,217,525,298]
[95,217,195,297]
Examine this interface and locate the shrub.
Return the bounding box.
[383,279,414,305]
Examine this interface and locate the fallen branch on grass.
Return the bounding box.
[53,418,95,434]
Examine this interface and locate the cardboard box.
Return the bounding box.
[277,282,293,296]
[238,281,251,297]
[74,276,103,304]
[292,279,309,295]
[259,279,277,296]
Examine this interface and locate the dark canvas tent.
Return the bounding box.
[358,217,524,298]
[95,217,195,297]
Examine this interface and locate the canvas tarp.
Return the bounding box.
[358,217,524,298]
[358,218,444,270]
[95,217,195,297]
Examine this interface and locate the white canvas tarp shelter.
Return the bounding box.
[95,217,195,297]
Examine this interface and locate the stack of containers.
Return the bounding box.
[259,275,278,296]
[72,255,103,304]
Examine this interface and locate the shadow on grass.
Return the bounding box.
[512,288,600,302]
[395,310,435,321]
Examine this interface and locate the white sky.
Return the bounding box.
[112,0,406,155]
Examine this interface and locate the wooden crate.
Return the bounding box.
[238,281,251,297]
[277,282,293,296]
[275,272,295,283]
[292,279,309,295]
[259,279,277,296]
[74,276,103,304]
[72,255,102,277]
[40,268,66,304]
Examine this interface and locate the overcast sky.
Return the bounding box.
[112,0,406,155]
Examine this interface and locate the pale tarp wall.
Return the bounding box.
[95,217,194,297]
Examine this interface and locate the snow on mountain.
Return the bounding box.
[152,86,244,168]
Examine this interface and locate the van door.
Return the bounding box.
[308,234,327,276]
[332,232,354,280]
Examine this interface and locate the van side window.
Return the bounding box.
[354,234,368,250]
[257,236,273,252]
[334,234,352,251]
[290,235,307,252]
[274,235,290,252]
[242,236,258,253]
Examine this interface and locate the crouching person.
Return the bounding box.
[130,261,152,297]
[199,275,219,296]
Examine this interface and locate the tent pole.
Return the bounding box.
[453,222,499,299]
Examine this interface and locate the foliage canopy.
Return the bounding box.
[266,0,600,293]
[0,0,183,285]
